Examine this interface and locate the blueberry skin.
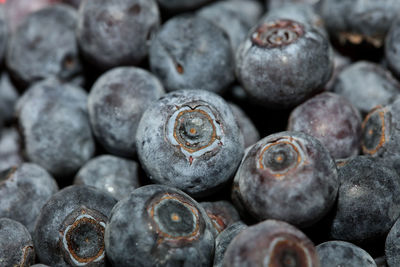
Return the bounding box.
[288,92,362,159]
[136,90,244,197]
[385,18,400,79]
[385,217,400,267]
[200,200,240,235]
[317,241,377,267]
[0,72,19,123]
[222,219,320,267]
[0,163,58,234]
[233,131,338,228]
[77,0,160,70]
[334,61,400,113]
[228,102,260,148]
[213,221,247,267]
[197,0,263,52]
[105,184,215,267]
[17,78,95,177]
[0,127,23,172]
[236,18,333,108]
[6,4,81,88]
[34,185,117,267]
[319,0,400,47]
[88,67,165,157]
[330,156,400,243]
[74,155,141,200]
[0,218,35,267]
[149,15,234,94]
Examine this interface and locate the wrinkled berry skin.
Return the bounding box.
[6,4,81,88]
[74,155,141,200]
[222,219,320,267]
[200,200,240,235]
[361,98,400,172]
[88,67,164,157]
[330,156,400,243]
[0,218,35,267]
[213,221,247,267]
[136,90,244,197]
[0,127,23,173]
[385,18,400,79]
[105,184,215,267]
[149,15,234,94]
[386,217,400,267]
[334,61,400,113]
[0,164,58,234]
[77,0,160,70]
[197,0,263,52]
[319,0,400,48]
[233,131,338,227]
[317,241,377,267]
[34,185,117,267]
[229,102,260,148]
[236,18,333,108]
[288,92,362,159]
[17,78,95,178]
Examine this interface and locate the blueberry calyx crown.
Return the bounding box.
[59,207,107,266]
[147,193,202,242]
[361,106,388,155]
[257,137,304,179]
[166,102,224,164]
[264,235,313,267]
[251,19,304,48]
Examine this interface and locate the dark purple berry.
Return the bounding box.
[34,185,117,266]
[222,219,320,267]
[288,92,362,159]
[136,90,244,197]
[105,184,215,267]
[88,67,164,157]
[233,131,338,227]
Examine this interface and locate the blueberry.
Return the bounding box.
[233,131,338,227]
[34,185,117,266]
[88,67,165,157]
[6,4,82,88]
[334,61,400,114]
[105,184,215,267]
[197,0,263,52]
[228,102,260,148]
[319,0,400,48]
[76,0,160,70]
[149,15,234,94]
[330,156,400,243]
[0,127,23,172]
[222,219,320,266]
[74,155,141,200]
[0,164,58,234]
[136,90,244,197]
[385,18,400,79]
[213,221,247,267]
[317,240,377,267]
[200,200,240,235]
[0,218,35,267]
[17,78,95,178]
[0,72,19,123]
[385,217,400,267]
[236,17,333,108]
[288,92,362,159]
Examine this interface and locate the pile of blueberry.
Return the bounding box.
[2,0,400,266]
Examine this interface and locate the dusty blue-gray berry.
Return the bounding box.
[149,15,234,94]
[74,155,141,200]
[105,184,215,267]
[136,90,244,197]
